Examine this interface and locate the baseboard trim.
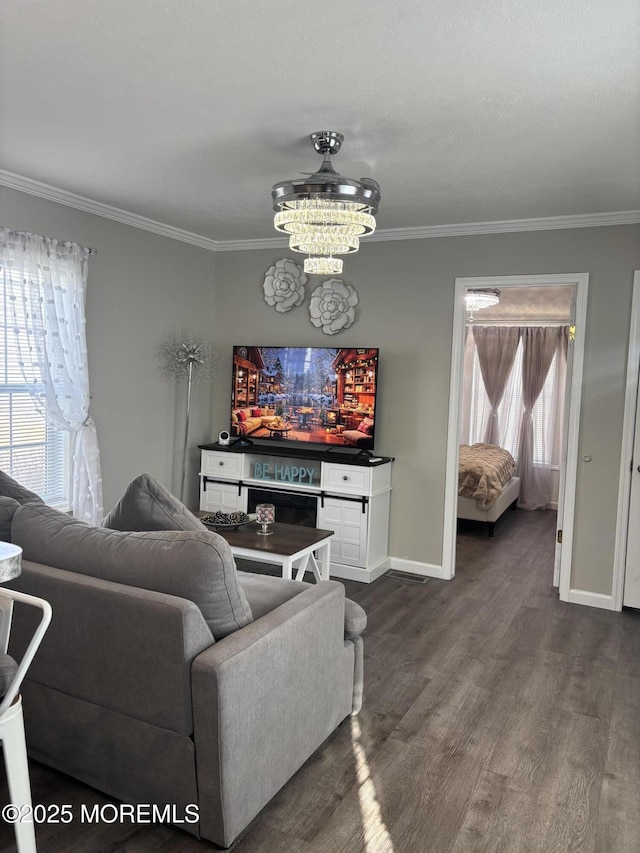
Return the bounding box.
[329,555,444,584]
[567,589,614,610]
[329,560,390,584]
[387,557,445,580]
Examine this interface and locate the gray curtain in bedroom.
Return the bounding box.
[516,326,564,510]
[472,326,521,445]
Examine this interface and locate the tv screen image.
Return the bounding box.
[230,346,379,449]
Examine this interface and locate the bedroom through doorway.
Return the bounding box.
[457,283,573,545]
[442,274,589,602]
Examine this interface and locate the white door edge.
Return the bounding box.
[612,271,640,611]
[553,291,577,588]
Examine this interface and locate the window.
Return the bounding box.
[0,267,71,508]
[467,337,562,465]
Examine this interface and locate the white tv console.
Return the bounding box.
[198,443,394,583]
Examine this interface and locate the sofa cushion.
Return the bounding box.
[103,473,206,532]
[237,571,366,639]
[0,496,20,542]
[237,571,308,620]
[12,503,253,640]
[0,654,18,698]
[342,429,373,448]
[0,469,44,505]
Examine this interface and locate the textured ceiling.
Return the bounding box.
[1,0,639,242]
[468,285,574,322]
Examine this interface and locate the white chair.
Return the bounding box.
[0,543,52,853]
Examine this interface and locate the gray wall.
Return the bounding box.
[3,182,639,598]
[1,186,216,512]
[213,226,640,596]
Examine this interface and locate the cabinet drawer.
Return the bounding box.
[323,463,371,496]
[201,451,243,479]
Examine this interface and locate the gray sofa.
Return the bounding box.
[2,474,366,848]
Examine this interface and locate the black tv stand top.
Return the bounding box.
[198,441,394,467]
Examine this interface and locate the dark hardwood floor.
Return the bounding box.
[3,508,640,852]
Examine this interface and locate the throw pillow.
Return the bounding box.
[12,503,253,640]
[251,407,262,417]
[0,470,44,505]
[237,409,247,422]
[0,496,21,542]
[357,418,373,435]
[103,473,206,532]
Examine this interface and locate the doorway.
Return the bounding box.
[442,273,589,602]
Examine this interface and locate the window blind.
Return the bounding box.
[0,266,71,508]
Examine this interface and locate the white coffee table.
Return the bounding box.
[208,520,334,582]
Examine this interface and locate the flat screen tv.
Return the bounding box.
[230,346,379,450]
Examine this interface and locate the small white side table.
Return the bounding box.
[0,542,52,853]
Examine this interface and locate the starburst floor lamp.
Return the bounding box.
[156,332,218,502]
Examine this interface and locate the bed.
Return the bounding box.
[457,443,521,536]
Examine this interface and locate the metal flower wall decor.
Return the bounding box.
[262,258,307,313]
[309,278,359,335]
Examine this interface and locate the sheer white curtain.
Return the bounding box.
[1,228,103,523]
[461,332,527,452]
[461,325,568,510]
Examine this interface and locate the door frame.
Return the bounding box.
[442,272,589,602]
[612,270,640,611]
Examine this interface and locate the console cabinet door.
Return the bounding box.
[200,480,244,514]
[318,497,368,567]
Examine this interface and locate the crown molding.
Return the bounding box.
[365,210,640,240]
[0,169,220,251]
[3,168,639,253]
[213,236,289,251]
[185,210,640,252]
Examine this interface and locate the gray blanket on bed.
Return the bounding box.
[458,443,516,509]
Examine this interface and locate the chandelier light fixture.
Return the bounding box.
[465,287,501,321]
[272,131,381,276]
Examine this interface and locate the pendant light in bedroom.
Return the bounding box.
[465,288,500,322]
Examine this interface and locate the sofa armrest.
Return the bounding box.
[9,560,214,736]
[191,581,356,847]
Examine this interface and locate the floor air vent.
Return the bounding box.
[386,570,428,584]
